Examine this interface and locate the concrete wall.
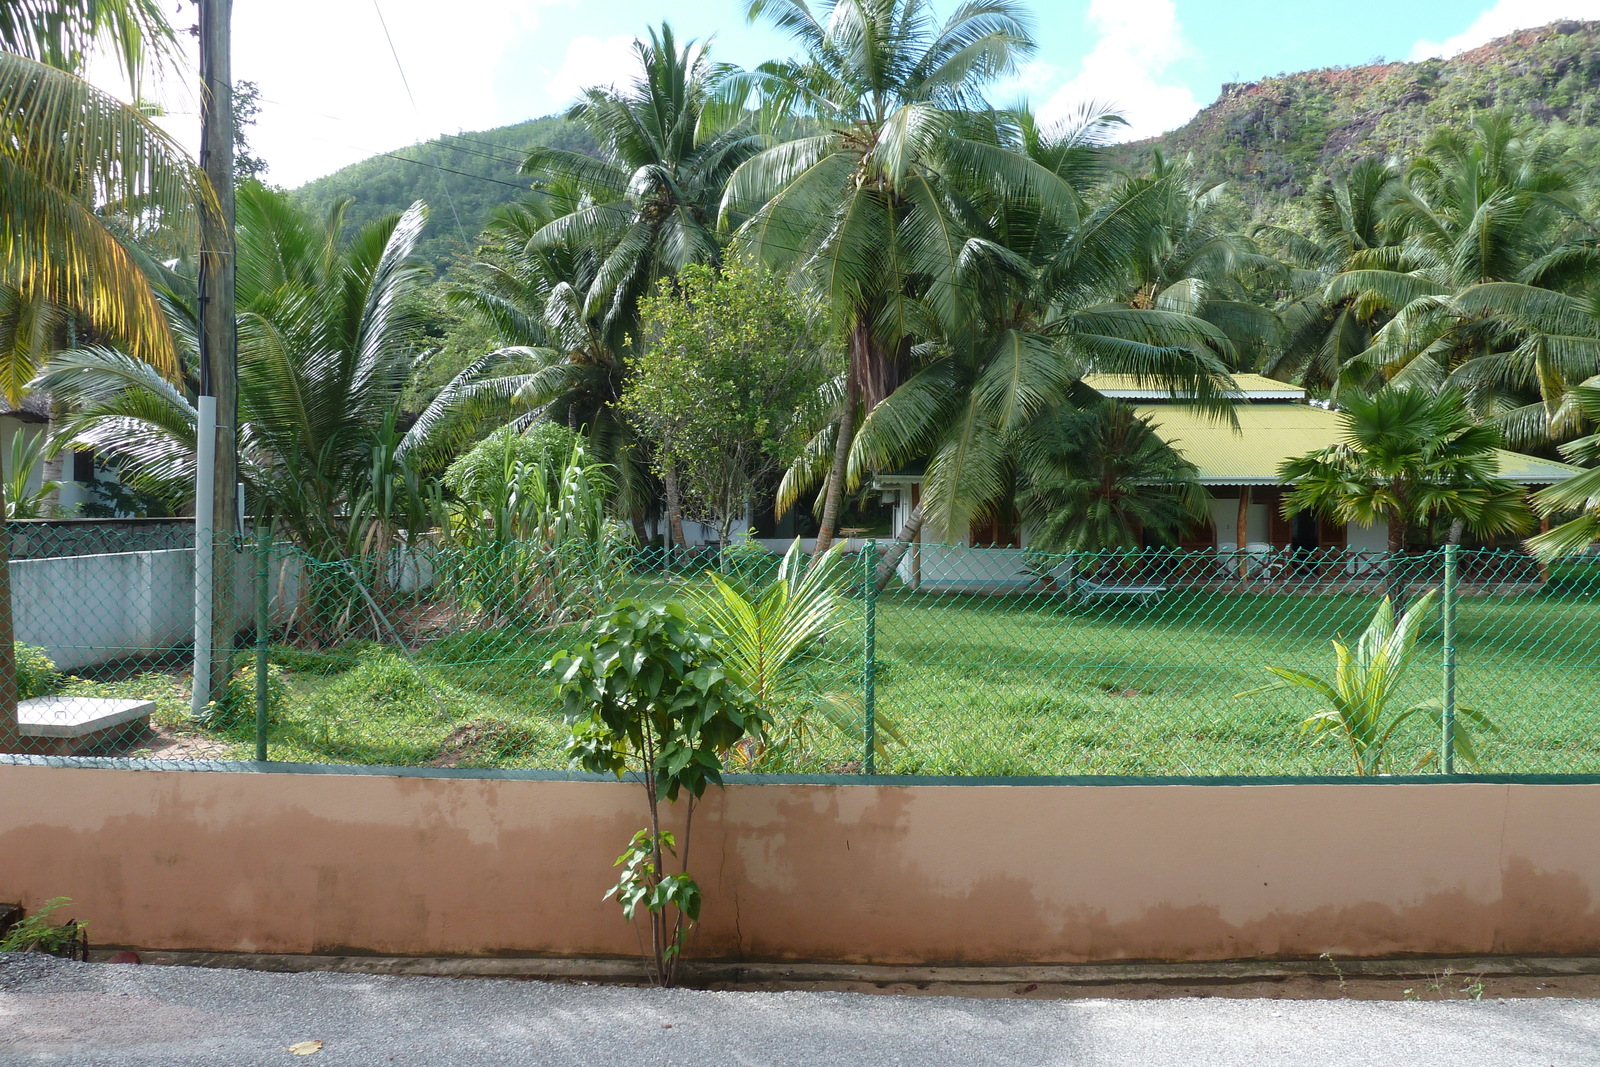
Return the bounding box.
[11,550,300,670]
[3,764,1598,963]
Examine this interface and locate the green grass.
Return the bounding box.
[55,581,1600,777]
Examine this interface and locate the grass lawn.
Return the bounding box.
[69,579,1600,777]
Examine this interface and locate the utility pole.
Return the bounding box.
[193,0,238,714]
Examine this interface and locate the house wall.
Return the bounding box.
[4,764,1600,964]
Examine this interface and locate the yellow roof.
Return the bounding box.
[1085,372,1305,400]
[1135,402,1580,486]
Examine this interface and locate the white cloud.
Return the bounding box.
[1019,0,1201,141]
[89,0,571,187]
[1410,0,1600,60]
[539,34,644,113]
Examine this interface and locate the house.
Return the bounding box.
[1,394,115,515]
[872,374,1580,591]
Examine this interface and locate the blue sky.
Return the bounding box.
[121,0,1600,186]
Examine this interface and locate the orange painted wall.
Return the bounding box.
[3,765,1599,963]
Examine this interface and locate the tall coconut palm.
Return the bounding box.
[40,186,526,558]
[1112,152,1280,369]
[1322,115,1590,437]
[1,0,200,392]
[1256,157,1402,395]
[449,195,653,536]
[720,0,1081,553]
[521,23,759,340]
[826,112,1237,580]
[0,0,193,749]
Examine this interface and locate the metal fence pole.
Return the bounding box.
[254,526,270,762]
[1441,543,1458,775]
[863,539,877,775]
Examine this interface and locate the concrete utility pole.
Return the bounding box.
[193,0,238,714]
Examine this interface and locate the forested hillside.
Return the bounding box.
[293,115,595,269]
[296,19,1600,269]
[1120,19,1600,211]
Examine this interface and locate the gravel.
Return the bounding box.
[5,953,1600,1066]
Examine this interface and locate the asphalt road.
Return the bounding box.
[4,954,1599,1066]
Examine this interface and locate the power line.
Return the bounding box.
[371,0,468,246]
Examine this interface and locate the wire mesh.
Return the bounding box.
[3,524,1597,779]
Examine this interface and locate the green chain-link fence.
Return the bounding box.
[4,524,1598,778]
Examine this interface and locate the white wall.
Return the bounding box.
[11,549,302,671]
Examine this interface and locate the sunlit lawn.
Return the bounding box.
[78,579,1600,777]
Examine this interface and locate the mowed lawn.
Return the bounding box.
[123,581,1600,777]
[868,587,1600,776]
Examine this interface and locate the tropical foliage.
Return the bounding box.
[622,261,834,545]
[1279,387,1533,557]
[39,186,526,557]
[1016,401,1209,552]
[1236,592,1494,775]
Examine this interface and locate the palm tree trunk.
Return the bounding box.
[873,502,923,591]
[813,380,859,558]
[1386,511,1408,610]
[0,479,20,754]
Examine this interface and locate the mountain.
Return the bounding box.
[295,20,1600,266]
[1121,19,1600,211]
[292,115,596,271]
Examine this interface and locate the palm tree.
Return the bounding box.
[1015,400,1208,552]
[521,24,759,341]
[830,112,1237,581]
[1279,387,1533,605]
[721,0,1079,553]
[1112,152,1280,368]
[1,0,202,389]
[449,195,653,538]
[1322,115,1591,440]
[1256,157,1401,394]
[1528,383,1600,557]
[40,186,525,558]
[1,0,195,749]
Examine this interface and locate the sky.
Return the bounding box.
[102,0,1600,188]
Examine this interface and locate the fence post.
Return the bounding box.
[254,526,271,762]
[1440,543,1458,775]
[863,539,877,775]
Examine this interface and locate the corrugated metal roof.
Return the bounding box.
[1135,403,1581,486]
[1085,372,1305,400]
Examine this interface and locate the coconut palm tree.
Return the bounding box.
[0,0,195,748]
[1279,387,1533,605]
[1111,152,1280,369]
[720,0,1081,553]
[1321,115,1593,440]
[825,112,1237,582]
[1255,157,1402,394]
[449,194,653,537]
[1528,383,1600,557]
[520,23,759,341]
[1,0,201,391]
[39,186,526,558]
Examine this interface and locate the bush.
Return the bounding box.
[202,662,288,738]
[14,643,59,700]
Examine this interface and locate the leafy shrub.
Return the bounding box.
[14,643,59,700]
[0,897,86,957]
[202,663,288,738]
